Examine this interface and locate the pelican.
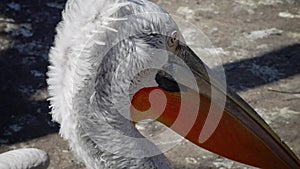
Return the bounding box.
[0,148,49,169]
[47,0,300,168]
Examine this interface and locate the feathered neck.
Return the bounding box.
[47,0,173,168]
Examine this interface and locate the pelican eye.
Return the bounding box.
[167,31,178,47]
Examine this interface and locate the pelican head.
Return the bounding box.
[47,0,300,168]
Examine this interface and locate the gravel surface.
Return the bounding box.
[0,0,299,168]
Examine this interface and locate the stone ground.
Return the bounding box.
[0,0,299,168]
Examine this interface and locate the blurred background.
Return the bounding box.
[0,0,299,168]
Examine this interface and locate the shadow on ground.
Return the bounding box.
[221,43,300,92]
[0,0,66,145]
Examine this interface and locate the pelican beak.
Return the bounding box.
[130,43,300,169]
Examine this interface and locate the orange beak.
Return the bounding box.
[130,44,300,169]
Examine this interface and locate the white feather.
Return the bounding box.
[0,148,49,169]
[47,0,178,168]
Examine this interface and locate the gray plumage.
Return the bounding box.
[47,0,182,168]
